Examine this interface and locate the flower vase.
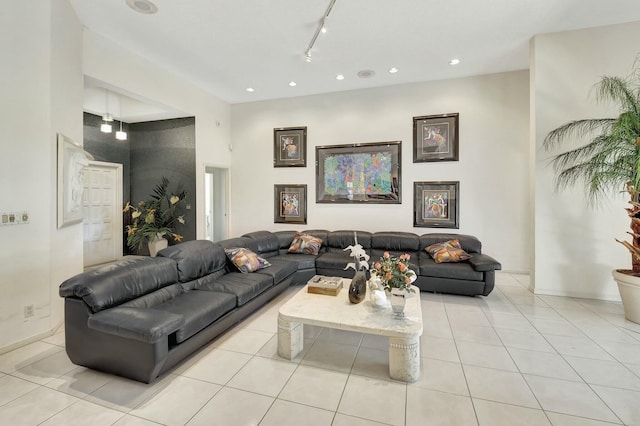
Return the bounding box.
[389,288,406,317]
[349,270,367,304]
[148,233,168,257]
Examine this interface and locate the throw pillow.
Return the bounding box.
[288,232,322,255]
[225,247,271,273]
[425,239,471,263]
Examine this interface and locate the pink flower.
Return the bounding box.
[383,251,390,259]
[405,277,411,284]
[398,262,407,272]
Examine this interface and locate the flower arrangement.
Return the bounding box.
[371,252,416,293]
[123,177,187,252]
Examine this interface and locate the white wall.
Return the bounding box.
[82,31,232,240]
[230,71,531,272]
[0,0,83,351]
[533,21,640,300]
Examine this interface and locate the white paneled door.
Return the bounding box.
[83,161,123,267]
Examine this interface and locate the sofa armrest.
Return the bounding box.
[87,307,184,344]
[469,254,502,272]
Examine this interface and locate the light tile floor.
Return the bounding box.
[1,272,640,425]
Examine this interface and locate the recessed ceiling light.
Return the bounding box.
[449,59,460,65]
[389,67,399,74]
[289,81,297,87]
[125,0,158,14]
[357,70,375,79]
[336,74,344,80]
[246,87,254,92]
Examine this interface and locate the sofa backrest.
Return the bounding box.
[59,257,178,313]
[158,240,227,284]
[326,230,371,253]
[419,233,482,254]
[242,231,280,258]
[370,232,421,258]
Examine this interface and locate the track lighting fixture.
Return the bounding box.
[304,0,337,62]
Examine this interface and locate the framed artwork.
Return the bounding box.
[413,113,459,162]
[413,181,459,228]
[274,184,307,224]
[57,133,92,229]
[316,141,401,204]
[274,126,307,167]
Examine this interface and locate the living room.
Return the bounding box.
[2,0,640,424]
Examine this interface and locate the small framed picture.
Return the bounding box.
[413,181,459,228]
[274,126,307,167]
[274,184,307,224]
[413,113,459,162]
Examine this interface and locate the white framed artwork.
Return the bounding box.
[57,133,92,228]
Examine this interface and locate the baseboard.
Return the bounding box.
[533,287,621,302]
[0,320,64,355]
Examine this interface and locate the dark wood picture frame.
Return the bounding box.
[413,113,459,162]
[274,126,307,167]
[274,184,307,224]
[316,141,401,204]
[413,181,459,228]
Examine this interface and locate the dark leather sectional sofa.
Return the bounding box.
[59,230,500,383]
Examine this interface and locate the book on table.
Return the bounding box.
[307,275,343,296]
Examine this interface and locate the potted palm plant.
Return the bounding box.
[543,67,640,324]
[123,177,187,256]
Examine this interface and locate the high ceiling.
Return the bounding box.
[71,0,640,105]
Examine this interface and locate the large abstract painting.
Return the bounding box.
[316,141,401,204]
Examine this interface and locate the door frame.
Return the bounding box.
[203,163,230,242]
[83,160,123,266]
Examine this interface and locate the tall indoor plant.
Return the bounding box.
[124,177,187,256]
[543,66,640,323]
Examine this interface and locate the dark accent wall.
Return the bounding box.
[130,117,196,244]
[83,113,196,253]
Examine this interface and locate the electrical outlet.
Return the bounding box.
[24,305,34,318]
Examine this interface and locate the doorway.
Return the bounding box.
[83,161,123,267]
[204,166,229,242]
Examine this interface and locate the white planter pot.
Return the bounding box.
[612,269,640,324]
[148,234,168,257]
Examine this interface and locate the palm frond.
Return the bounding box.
[543,119,615,150]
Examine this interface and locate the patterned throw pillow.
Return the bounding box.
[288,232,322,255]
[225,247,271,273]
[425,239,471,263]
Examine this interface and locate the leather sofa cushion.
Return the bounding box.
[315,251,356,271]
[120,283,183,309]
[271,253,317,270]
[419,254,483,281]
[420,233,481,254]
[254,258,297,283]
[154,289,236,344]
[158,240,227,283]
[88,307,185,344]
[326,230,371,253]
[59,257,178,313]
[199,272,273,306]
[243,231,281,258]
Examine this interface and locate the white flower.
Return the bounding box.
[177,215,185,224]
[132,211,141,219]
[170,195,180,205]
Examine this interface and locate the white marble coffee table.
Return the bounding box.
[277,280,423,382]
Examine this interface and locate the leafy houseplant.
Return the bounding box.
[371,252,416,293]
[123,177,187,254]
[543,66,640,323]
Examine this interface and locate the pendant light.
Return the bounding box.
[100,89,113,133]
[115,120,127,141]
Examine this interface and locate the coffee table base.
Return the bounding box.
[277,316,421,383]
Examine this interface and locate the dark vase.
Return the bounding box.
[349,270,367,304]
